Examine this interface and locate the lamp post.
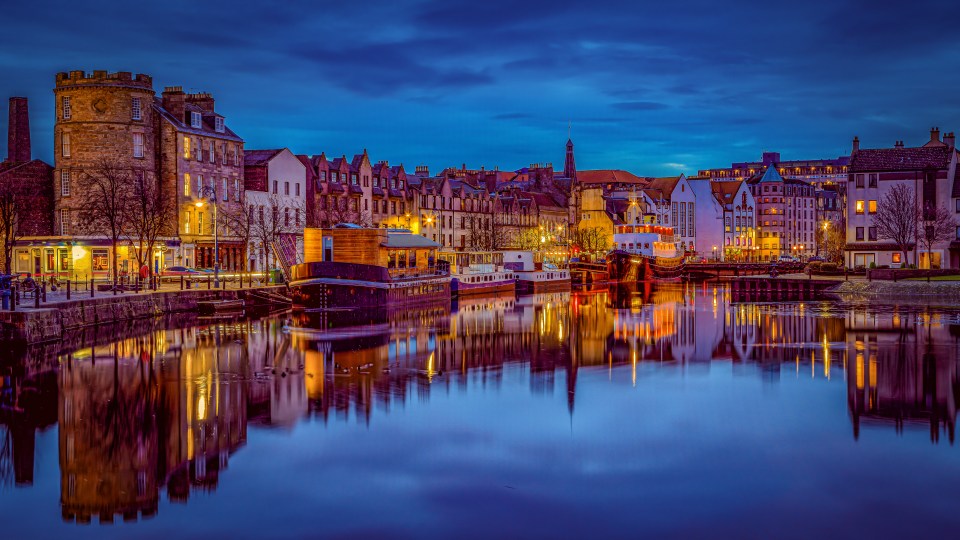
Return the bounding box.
[196,186,220,287]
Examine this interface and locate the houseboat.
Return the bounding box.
[439,251,516,297]
[606,224,685,282]
[288,225,451,310]
[502,251,570,294]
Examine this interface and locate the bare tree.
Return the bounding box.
[0,179,40,274]
[219,202,254,271]
[874,183,918,266]
[124,169,176,277]
[77,158,135,285]
[918,204,957,274]
[466,216,510,250]
[572,226,610,260]
[316,195,372,227]
[250,194,306,271]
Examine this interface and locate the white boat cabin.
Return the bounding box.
[612,224,679,258]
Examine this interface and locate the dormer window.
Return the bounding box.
[215,117,224,133]
[190,111,201,128]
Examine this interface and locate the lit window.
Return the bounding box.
[183,136,191,159]
[133,133,144,158]
[184,212,191,234]
[892,253,902,263]
[132,97,142,120]
[61,133,71,157]
[855,200,864,214]
[184,173,191,197]
[61,170,70,196]
[868,200,877,213]
[62,96,71,120]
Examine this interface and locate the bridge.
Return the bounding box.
[683,262,806,280]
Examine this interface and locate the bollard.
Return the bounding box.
[12,284,17,310]
[41,282,47,302]
[91,278,95,297]
[35,288,40,308]
[180,275,185,290]
[2,289,9,311]
[67,279,71,300]
[208,275,211,290]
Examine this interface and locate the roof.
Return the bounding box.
[577,169,649,186]
[152,98,243,142]
[243,149,284,167]
[647,176,682,194]
[710,180,742,206]
[849,146,954,172]
[382,231,441,249]
[759,166,784,183]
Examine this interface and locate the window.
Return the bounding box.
[285,182,290,196]
[295,183,300,197]
[892,252,902,263]
[868,174,878,188]
[273,180,278,194]
[868,200,877,214]
[190,111,201,128]
[284,208,290,227]
[215,117,224,133]
[61,133,71,157]
[132,97,142,120]
[60,209,69,235]
[198,212,204,234]
[209,142,215,163]
[133,133,144,158]
[868,227,877,241]
[222,178,228,201]
[295,209,300,227]
[62,96,72,119]
[183,136,191,159]
[855,200,864,214]
[856,227,864,241]
[197,174,204,197]
[184,212,191,234]
[235,179,241,201]
[184,173,191,197]
[855,174,864,188]
[61,170,70,196]
[233,147,239,166]
[351,174,358,185]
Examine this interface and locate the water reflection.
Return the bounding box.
[2,283,960,530]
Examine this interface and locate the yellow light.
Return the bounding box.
[195,200,205,208]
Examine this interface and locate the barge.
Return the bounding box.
[440,251,516,297]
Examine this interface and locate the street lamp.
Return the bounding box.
[712,245,717,261]
[196,186,220,287]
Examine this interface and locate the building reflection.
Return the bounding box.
[4,284,960,524]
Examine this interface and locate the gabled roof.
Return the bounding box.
[243,149,284,167]
[647,176,682,194]
[152,98,243,142]
[577,169,648,186]
[710,180,743,207]
[759,166,784,183]
[850,146,954,172]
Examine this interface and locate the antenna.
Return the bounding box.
[568,120,572,139]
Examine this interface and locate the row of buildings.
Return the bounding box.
[1,68,959,276]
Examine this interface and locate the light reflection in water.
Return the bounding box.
[0,282,959,535]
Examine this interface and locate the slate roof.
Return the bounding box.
[849,146,954,172]
[577,169,649,185]
[383,231,441,249]
[243,149,284,167]
[152,98,243,142]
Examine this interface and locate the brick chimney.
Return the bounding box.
[944,132,955,150]
[852,136,860,154]
[161,86,186,122]
[185,91,215,113]
[7,97,30,163]
[930,127,940,144]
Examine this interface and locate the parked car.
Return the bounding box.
[161,266,202,277]
[686,255,706,264]
[778,255,798,263]
[807,256,825,262]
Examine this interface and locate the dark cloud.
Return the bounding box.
[1,0,959,175]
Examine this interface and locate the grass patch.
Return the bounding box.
[903,275,960,281]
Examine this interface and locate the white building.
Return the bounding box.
[243,148,307,271]
[641,174,698,254]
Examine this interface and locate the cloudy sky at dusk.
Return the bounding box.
[1,0,959,176]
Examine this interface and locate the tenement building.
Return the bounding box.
[845,129,959,269]
[747,166,816,261]
[49,70,244,279]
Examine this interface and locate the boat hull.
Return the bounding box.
[289,261,451,310]
[452,277,516,297]
[515,269,571,295]
[606,250,684,282]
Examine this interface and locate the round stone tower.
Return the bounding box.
[53,70,157,236]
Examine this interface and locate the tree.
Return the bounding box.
[466,216,510,250]
[515,227,541,251]
[77,158,135,285]
[250,194,306,271]
[316,195,371,228]
[124,169,176,277]
[572,226,610,260]
[0,179,39,274]
[219,202,255,271]
[873,183,918,266]
[918,204,957,274]
[816,224,845,264]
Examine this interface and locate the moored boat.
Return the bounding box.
[606,224,685,282]
[440,251,516,297]
[289,225,451,310]
[502,250,571,294]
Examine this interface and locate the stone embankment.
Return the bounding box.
[0,286,288,345]
[831,280,960,303]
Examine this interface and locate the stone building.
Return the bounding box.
[1,97,54,275]
[747,166,817,261]
[845,129,959,269]
[47,70,244,278]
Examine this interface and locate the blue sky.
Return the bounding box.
[1,0,958,176]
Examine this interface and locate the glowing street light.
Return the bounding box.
[196,186,220,287]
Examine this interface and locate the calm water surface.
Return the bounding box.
[2,283,960,538]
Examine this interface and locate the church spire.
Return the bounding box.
[564,134,576,182]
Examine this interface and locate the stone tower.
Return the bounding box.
[7,97,31,163]
[563,137,576,182]
[53,70,158,236]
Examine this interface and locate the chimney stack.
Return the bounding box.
[162,86,186,123]
[7,97,30,163]
[931,127,941,144]
[852,136,860,154]
[944,132,955,150]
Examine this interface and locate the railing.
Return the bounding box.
[271,235,300,282]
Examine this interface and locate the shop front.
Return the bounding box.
[12,237,180,281]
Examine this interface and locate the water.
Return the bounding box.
[2,283,960,538]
